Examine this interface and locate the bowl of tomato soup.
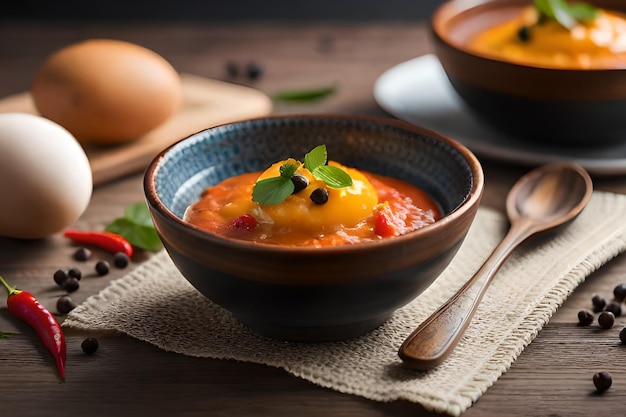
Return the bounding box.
[144,115,484,342]
[431,0,626,146]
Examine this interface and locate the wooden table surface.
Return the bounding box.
[2,21,626,417]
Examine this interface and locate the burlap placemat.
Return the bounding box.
[64,191,626,416]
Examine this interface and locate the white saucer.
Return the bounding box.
[373,54,626,176]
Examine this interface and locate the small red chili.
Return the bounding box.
[0,275,66,380]
[63,229,133,258]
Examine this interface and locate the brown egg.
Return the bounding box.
[31,39,182,145]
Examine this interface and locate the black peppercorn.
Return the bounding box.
[68,267,82,280]
[577,309,594,326]
[246,61,263,80]
[56,295,77,315]
[517,26,531,42]
[291,174,309,194]
[53,269,68,286]
[62,276,80,293]
[620,327,626,344]
[113,252,130,269]
[310,188,329,205]
[95,260,110,276]
[593,371,612,393]
[225,61,239,78]
[73,247,92,262]
[81,337,99,355]
[591,294,607,312]
[598,311,615,329]
[613,283,626,302]
[605,301,622,317]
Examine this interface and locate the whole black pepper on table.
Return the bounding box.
[1,20,626,417]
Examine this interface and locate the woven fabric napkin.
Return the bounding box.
[64,191,626,416]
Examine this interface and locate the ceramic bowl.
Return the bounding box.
[144,115,484,342]
[431,0,626,147]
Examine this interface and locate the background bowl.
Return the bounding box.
[431,0,626,147]
[144,115,483,342]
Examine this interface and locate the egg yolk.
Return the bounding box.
[218,158,378,233]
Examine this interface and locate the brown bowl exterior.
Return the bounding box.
[144,115,484,341]
[431,0,626,146]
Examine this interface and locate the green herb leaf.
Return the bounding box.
[0,331,18,339]
[566,1,598,21]
[535,0,598,29]
[312,165,353,188]
[105,203,163,251]
[105,217,163,251]
[252,144,353,205]
[279,163,298,178]
[305,145,352,188]
[252,176,295,205]
[304,144,327,172]
[124,202,154,227]
[535,0,576,28]
[271,84,337,103]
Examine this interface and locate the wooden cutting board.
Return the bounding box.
[0,74,273,186]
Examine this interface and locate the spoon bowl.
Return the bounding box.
[507,164,592,229]
[399,162,592,370]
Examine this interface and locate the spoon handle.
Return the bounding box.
[398,221,534,370]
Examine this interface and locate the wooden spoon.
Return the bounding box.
[399,162,593,370]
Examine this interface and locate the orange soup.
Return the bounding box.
[468,6,626,69]
[184,159,441,247]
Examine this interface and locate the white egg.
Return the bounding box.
[0,113,93,239]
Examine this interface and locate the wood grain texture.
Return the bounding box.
[1,21,626,417]
[0,74,272,185]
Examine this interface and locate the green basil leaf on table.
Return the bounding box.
[124,202,155,227]
[271,84,337,102]
[105,203,163,251]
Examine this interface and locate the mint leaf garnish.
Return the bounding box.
[252,144,353,205]
[252,176,295,205]
[279,163,298,178]
[304,144,327,172]
[313,165,353,188]
[305,145,352,188]
[566,1,598,21]
[535,0,598,29]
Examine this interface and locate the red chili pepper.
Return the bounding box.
[63,229,133,258]
[0,275,66,380]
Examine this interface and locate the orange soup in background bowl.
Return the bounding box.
[467,2,626,69]
[144,115,483,342]
[431,0,626,146]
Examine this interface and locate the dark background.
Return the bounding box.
[3,0,445,21]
